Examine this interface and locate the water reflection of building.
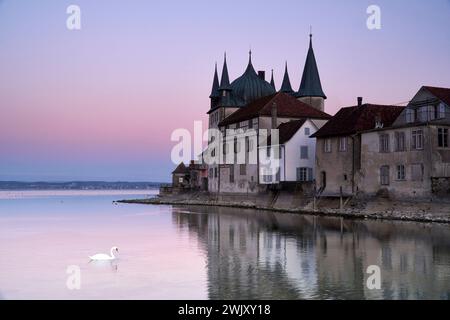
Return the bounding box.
[172,206,450,299]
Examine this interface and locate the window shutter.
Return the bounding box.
[307,168,313,181]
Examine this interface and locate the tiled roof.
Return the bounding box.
[219,92,331,127]
[311,104,405,138]
[423,86,450,106]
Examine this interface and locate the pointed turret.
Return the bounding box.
[270,69,275,90]
[209,63,219,98]
[209,63,220,109]
[219,52,230,90]
[296,33,326,111]
[280,62,294,95]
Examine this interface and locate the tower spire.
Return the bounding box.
[219,52,230,90]
[209,62,220,99]
[280,61,294,94]
[296,33,326,99]
[270,69,275,90]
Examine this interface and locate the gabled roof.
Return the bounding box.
[296,34,326,99]
[172,162,188,174]
[277,119,307,144]
[219,92,331,127]
[423,86,450,106]
[311,104,404,138]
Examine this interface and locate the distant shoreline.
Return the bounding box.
[0,181,165,191]
[0,189,156,199]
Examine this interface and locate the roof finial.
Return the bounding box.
[309,26,313,48]
[248,47,252,64]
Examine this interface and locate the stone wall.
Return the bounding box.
[431,177,450,196]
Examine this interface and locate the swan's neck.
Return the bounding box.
[110,248,116,259]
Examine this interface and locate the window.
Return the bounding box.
[411,163,424,181]
[296,167,313,182]
[229,165,234,183]
[406,109,415,123]
[263,174,272,183]
[394,132,406,151]
[300,146,308,159]
[438,103,446,119]
[396,165,406,180]
[214,167,218,178]
[209,168,213,178]
[429,106,436,120]
[412,130,424,150]
[339,137,347,152]
[266,146,271,157]
[438,128,449,147]
[379,134,390,153]
[239,164,246,175]
[304,127,310,136]
[324,139,332,153]
[248,119,253,129]
[178,177,183,183]
[252,118,258,129]
[380,166,390,185]
[418,106,428,122]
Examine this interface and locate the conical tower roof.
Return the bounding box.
[209,62,220,99]
[280,62,294,94]
[296,34,326,99]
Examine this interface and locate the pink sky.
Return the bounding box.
[0,0,449,181]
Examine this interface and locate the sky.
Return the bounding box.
[0,0,449,182]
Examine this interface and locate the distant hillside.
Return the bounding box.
[0,181,163,190]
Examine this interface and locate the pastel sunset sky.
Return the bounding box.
[0,0,449,182]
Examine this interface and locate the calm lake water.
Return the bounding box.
[0,190,449,300]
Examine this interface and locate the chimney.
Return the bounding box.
[271,102,277,129]
[258,71,265,81]
[357,97,363,107]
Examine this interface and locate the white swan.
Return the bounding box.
[89,246,119,261]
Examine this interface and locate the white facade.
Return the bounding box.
[259,119,327,184]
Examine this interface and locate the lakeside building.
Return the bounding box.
[312,86,450,199]
[311,100,405,196]
[205,35,330,194]
[359,86,450,198]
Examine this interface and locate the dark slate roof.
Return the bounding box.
[209,63,220,99]
[270,70,276,90]
[229,52,276,104]
[219,92,331,126]
[423,86,450,106]
[296,35,326,99]
[216,91,246,108]
[280,62,294,95]
[311,104,405,138]
[277,119,307,144]
[219,53,230,90]
[172,162,188,174]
